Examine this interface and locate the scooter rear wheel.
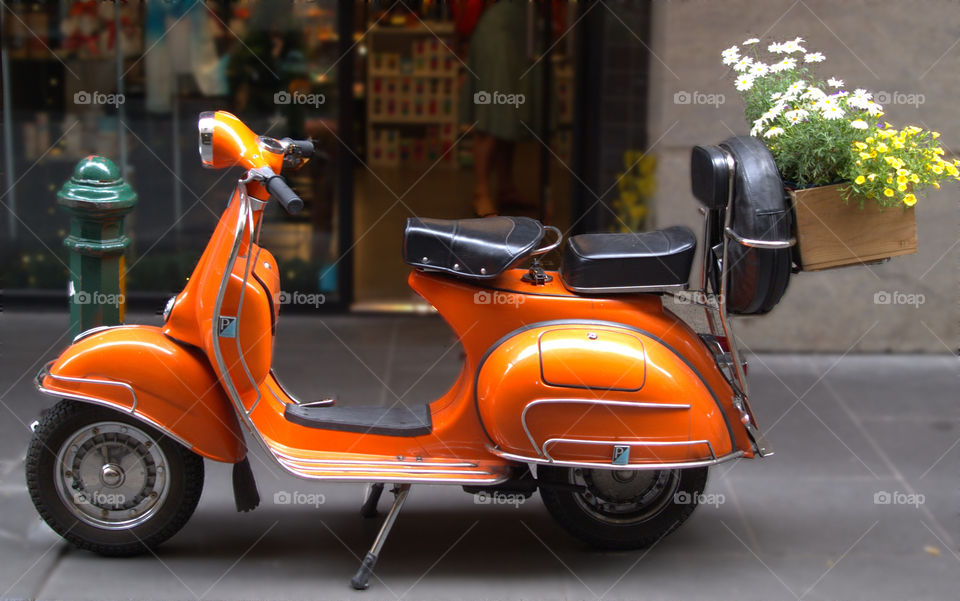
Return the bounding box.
[538,465,708,550]
[26,400,204,556]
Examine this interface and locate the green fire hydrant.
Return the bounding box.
[57,156,137,337]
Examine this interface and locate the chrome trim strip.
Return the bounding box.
[724,226,796,249]
[269,448,479,468]
[520,398,692,456]
[540,437,715,462]
[276,462,487,477]
[268,471,509,485]
[198,112,215,167]
[35,363,192,450]
[38,362,139,412]
[490,446,744,471]
[73,325,118,344]
[562,282,688,294]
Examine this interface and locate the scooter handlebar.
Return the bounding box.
[264,174,304,215]
[281,137,316,158]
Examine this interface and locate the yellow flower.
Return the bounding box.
[860,152,871,160]
[932,131,940,138]
[867,173,876,181]
[854,142,867,150]
[854,175,866,184]
[886,176,894,184]
[866,137,875,143]
[884,156,897,166]
[883,188,894,197]
[910,174,920,183]
[896,168,909,176]
[897,183,908,192]
[897,175,908,185]
[876,143,889,153]
[903,193,917,206]
[932,164,943,174]
[933,181,940,189]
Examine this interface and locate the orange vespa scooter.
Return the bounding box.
[27,111,793,589]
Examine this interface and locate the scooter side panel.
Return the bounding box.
[475,323,734,465]
[38,326,245,463]
[409,268,754,462]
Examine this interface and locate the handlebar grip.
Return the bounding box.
[264,175,304,215]
[281,138,316,157]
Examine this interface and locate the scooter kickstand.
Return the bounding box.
[350,484,411,590]
[360,482,384,518]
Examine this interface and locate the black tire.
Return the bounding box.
[538,465,708,550]
[25,400,204,556]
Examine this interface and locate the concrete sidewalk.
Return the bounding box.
[0,311,957,601]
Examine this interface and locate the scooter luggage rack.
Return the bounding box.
[670,148,792,457]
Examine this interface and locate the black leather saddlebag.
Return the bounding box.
[718,136,793,314]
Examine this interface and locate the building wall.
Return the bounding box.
[647,0,959,352]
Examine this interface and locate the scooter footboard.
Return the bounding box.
[475,323,747,469]
[36,325,246,463]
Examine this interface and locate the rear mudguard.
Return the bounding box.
[36,325,245,463]
[476,320,747,468]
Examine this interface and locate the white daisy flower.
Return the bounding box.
[784,108,810,123]
[762,104,784,122]
[865,101,884,116]
[816,96,838,109]
[749,62,770,77]
[770,57,797,73]
[770,92,783,101]
[722,45,740,65]
[791,36,806,44]
[787,80,806,93]
[733,56,754,72]
[821,105,845,120]
[849,119,869,129]
[851,88,872,101]
[735,74,755,91]
[781,40,806,54]
[764,127,785,138]
[804,52,825,63]
[768,42,786,54]
[827,77,844,88]
[846,96,870,110]
[750,120,765,137]
[743,38,760,45]
[802,87,826,100]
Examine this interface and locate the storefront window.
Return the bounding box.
[2,1,342,304]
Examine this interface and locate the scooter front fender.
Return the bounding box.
[36,325,245,463]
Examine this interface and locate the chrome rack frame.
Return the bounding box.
[685,149,795,457]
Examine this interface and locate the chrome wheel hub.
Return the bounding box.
[55,421,169,529]
[571,468,680,525]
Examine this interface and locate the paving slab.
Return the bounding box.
[0,311,956,600]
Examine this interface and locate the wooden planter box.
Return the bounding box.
[789,183,917,271]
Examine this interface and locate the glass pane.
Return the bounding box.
[1,0,342,305]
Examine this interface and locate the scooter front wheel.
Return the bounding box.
[538,465,708,550]
[25,400,204,556]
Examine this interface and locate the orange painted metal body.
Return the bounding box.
[37,110,755,483]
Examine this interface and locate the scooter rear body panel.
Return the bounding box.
[410,269,753,467]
